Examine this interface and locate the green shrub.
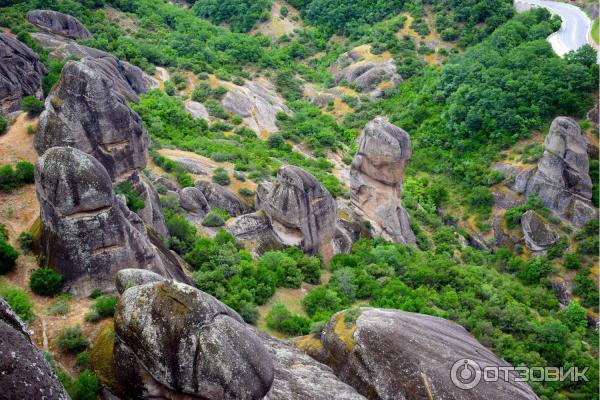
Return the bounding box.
[563,253,581,270]
[92,296,117,319]
[47,299,70,316]
[114,181,145,211]
[88,288,102,299]
[202,212,225,227]
[15,161,34,183]
[75,352,90,370]
[21,96,44,115]
[30,267,63,296]
[211,208,231,221]
[265,303,310,336]
[213,86,228,100]
[238,187,255,196]
[0,285,33,321]
[57,326,88,353]
[176,172,195,188]
[17,231,33,254]
[298,256,322,284]
[70,371,101,400]
[84,311,101,323]
[0,116,7,135]
[0,164,17,192]
[0,239,19,274]
[212,167,231,185]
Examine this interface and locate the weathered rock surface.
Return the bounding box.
[115,268,166,294]
[126,171,169,237]
[195,180,252,216]
[35,147,187,295]
[32,31,108,59]
[36,59,149,180]
[313,308,540,400]
[518,117,597,227]
[350,117,416,245]
[0,299,69,399]
[174,157,208,175]
[521,210,559,252]
[113,280,274,400]
[226,211,272,240]
[221,79,291,134]
[259,166,337,258]
[26,10,93,39]
[332,45,401,99]
[179,186,210,215]
[185,99,210,120]
[0,33,46,114]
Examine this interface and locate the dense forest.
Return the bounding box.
[0,0,598,399]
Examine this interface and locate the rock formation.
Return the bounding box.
[35,147,188,295]
[521,210,559,252]
[115,268,165,294]
[195,180,252,217]
[350,117,416,245]
[332,45,401,99]
[517,117,597,227]
[113,280,274,399]
[26,10,93,39]
[0,33,46,114]
[221,79,291,134]
[0,299,69,399]
[126,171,170,237]
[185,99,210,120]
[300,308,539,400]
[259,166,337,258]
[179,186,210,215]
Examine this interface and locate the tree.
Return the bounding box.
[21,96,44,115]
[0,116,7,135]
[298,256,321,284]
[29,267,63,296]
[0,239,18,274]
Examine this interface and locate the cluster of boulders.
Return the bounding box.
[350,117,416,245]
[34,53,190,295]
[0,32,46,114]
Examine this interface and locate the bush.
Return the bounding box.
[75,352,90,370]
[265,303,310,336]
[302,287,344,318]
[0,116,7,135]
[30,267,63,296]
[57,326,88,353]
[92,296,118,319]
[21,96,44,115]
[298,256,321,284]
[0,239,19,274]
[47,299,70,316]
[70,371,101,400]
[563,253,581,270]
[238,187,255,196]
[0,286,33,321]
[212,167,231,186]
[88,288,102,299]
[202,212,225,227]
[15,161,34,183]
[114,181,145,211]
[17,231,33,254]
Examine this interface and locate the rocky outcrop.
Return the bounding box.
[35,147,188,296]
[259,166,337,258]
[350,117,416,245]
[36,59,149,179]
[518,117,597,227]
[126,171,169,237]
[115,268,165,294]
[0,33,46,114]
[195,180,252,216]
[221,79,291,134]
[521,210,559,252]
[307,308,539,400]
[26,10,93,39]
[179,186,210,215]
[332,45,401,99]
[0,299,69,399]
[174,157,208,175]
[185,100,210,120]
[113,280,274,399]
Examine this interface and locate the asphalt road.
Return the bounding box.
[515,0,592,56]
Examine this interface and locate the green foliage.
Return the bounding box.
[0,116,7,135]
[42,59,65,96]
[573,270,599,309]
[563,252,581,270]
[298,256,321,284]
[0,161,35,192]
[69,371,101,400]
[266,303,311,336]
[202,212,225,227]
[88,288,102,299]
[212,167,231,185]
[0,285,33,321]
[57,326,88,353]
[21,96,44,115]
[114,181,146,211]
[302,286,345,318]
[561,301,587,331]
[29,267,63,296]
[92,296,118,319]
[238,187,255,196]
[193,0,271,32]
[164,209,198,254]
[75,352,90,370]
[0,233,18,274]
[17,231,33,254]
[503,195,546,229]
[258,251,303,288]
[47,299,70,316]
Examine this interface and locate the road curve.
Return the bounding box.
[515,0,592,56]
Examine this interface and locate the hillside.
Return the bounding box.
[0,1,598,399]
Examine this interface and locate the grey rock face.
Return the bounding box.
[0,33,46,114]
[185,100,209,120]
[521,117,597,227]
[115,268,165,294]
[35,59,149,180]
[126,171,169,237]
[260,332,366,400]
[26,10,93,39]
[259,166,337,258]
[521,210,559,252]
[319,308,539,400]
[35,147,180,295]
[0,299,69,400]
[174,157,208,175]
[195,180,252,216]
[350,118,416,245]
[179,186,209,215]
[114,280,274,400]
[226,211,272,241]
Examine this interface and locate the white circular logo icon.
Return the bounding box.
[451,358,482,390]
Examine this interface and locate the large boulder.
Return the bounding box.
[35,59,149,180]
[185,99,210,120]
[519,117,597,227]
[259,166,337,259]
[312,308,539,400]
[35,147,186,295]
[195,180,252,216]
[179,186,210,215]
[115,268,165,294]
[126,171,169,237]
[521,210,559,252]
[0,299,69,399]
[0,33,46,114]
[350,117,416,245]
[113,280,274,400]
[26,10,93,39]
